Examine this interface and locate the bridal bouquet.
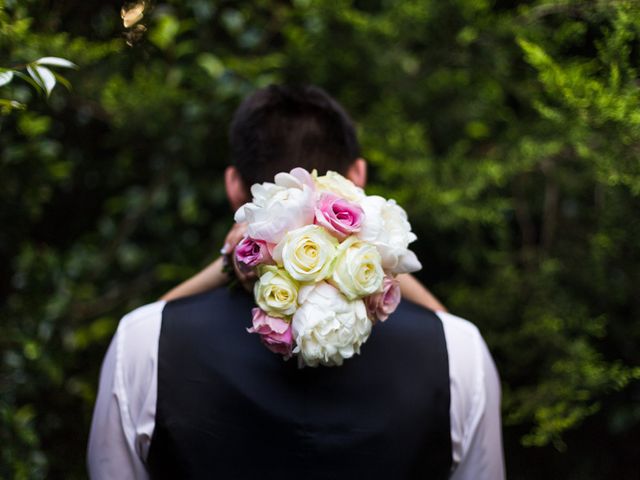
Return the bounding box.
[234,168,421,367]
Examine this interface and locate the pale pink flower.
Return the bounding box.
[247,308,293,358]
[365,275,401,323]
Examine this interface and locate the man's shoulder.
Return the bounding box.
[118,300,166,331]
[113,300,166,382]
[117,289,244,332]
[435,310,484,347]
[434,310,488,382]
[118,300,167,329]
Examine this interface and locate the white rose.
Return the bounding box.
[357,195,422,274]
[254,266,299,318]
[234,169,315,244]
[312,169,366,202]
[272,225,338,282]
[292,282,372,367]
[331,236,384,300]
[273,167,316,190]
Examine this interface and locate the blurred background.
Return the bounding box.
[1,0,640,478]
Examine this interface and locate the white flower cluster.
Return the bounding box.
[235,168,421,367]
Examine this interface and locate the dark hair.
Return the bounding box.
[229,85,360,186]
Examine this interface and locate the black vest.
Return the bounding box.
[147,289,451,479]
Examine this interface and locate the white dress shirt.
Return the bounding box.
[87,300,505,479]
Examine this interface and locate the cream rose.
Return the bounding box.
[312,169,366,202]
[272,225,338,282]
[357,195,422,274]
[292,282,372,367]
[331,236,384,300]
[253,266,299,318]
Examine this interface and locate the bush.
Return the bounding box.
[1,1,639,478]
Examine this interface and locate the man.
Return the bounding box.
[87,85,505,479]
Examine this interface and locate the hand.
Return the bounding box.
[221,222,248,256]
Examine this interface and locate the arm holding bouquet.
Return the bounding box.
[161,230,447,313]
[161,183,447,318]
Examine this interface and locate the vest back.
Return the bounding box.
[147,289,451,479]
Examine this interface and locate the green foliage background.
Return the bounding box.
[2,0,640,478]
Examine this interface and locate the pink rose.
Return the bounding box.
[247,308,293,358]
[235,236,272,271]
[314,192,364,240]
[365,275,401,323]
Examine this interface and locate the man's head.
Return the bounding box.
[225,85,367,210]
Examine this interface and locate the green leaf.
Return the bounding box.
[149,14,180,50]
[27,65,56,97]
[34,56,77,69]
[0,70,14,87]
[517,37,552,68]
[0,98,25,115]
[52,71,72,91]
[197,53,225,79]
[13,70,42,92]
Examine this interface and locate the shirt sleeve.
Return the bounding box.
[449,333,505,480]
[87,301,165,480]
[438,311,505,480]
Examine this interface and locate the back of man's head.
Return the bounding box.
[229,85,360,186]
